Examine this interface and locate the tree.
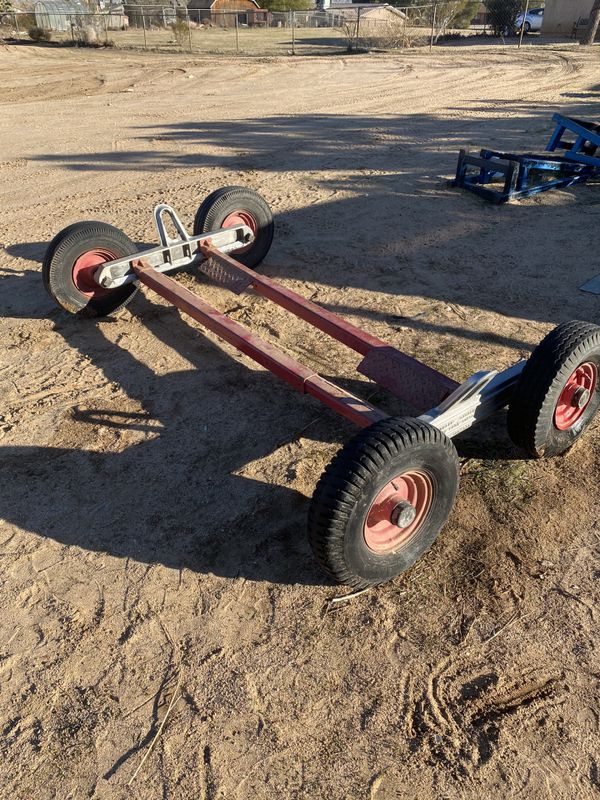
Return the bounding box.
[484,0,522,36]
[582,0,600,45]
[454,0,479,27]
[386,0,479,36]
[434,0,480,36]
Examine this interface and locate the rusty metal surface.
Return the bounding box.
[357,346,459,412]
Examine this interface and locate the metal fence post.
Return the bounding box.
[291,10,295,55]
[518,0,530,48]
[13,11,19,38]
[356,6,361,49]
[430,2,437,51]
[235,12,239,54]
[142,9,147,50]
[187,9,192,52]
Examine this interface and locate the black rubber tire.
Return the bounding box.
[507,321,600,458]
[43,221,139,317]
[308,417,460,589]
[524,21,531,33]
[193,186,274,269]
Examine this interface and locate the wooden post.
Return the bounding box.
[518,0,530,48]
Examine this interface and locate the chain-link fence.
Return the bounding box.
[0,3,578,57]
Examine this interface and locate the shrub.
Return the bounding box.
[80,24,98,45]
[170,17,189,46]
[28,25,52,41]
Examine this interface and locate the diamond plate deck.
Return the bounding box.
[199,256,254,295]
[358,346,458,411]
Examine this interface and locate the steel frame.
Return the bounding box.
[546,113,600,169]
[95,205,254,289]
[96,204,525,438]
[451,148,593,204]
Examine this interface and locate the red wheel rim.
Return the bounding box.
[554,362,598,431]
[221,210,257,255]
[363,470,433,554]
[72,249,117,298]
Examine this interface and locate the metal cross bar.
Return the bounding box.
[132,259,388,429]
[131,258,523,438]
[199,243,459,410]
[419,361,525,438]
[94,224,254,289]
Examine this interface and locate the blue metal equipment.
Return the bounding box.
[546,113,600,168]
[451,114,600,204]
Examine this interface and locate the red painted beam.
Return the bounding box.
[133,260,387,429]
[199,243,459,409]
[200,243,385,355]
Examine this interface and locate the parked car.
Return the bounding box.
[515,7,544,33]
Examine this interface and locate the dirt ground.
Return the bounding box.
[1,41,600,799]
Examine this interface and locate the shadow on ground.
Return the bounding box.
[25,101,600,330]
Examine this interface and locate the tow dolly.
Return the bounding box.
[43,187,600,587]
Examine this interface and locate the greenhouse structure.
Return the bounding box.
[34,0,85,31]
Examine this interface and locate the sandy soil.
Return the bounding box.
[1,41,600,799]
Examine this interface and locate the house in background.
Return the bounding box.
[187,0,270,26]
[319,0,406,29]
[542,0,590,35]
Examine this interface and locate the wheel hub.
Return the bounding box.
[72,249,116,298]
[573,386,590,409]
[554,362,598,431]
[222,210,257,255]
[363,470,433,554]
[391,501,417,529]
